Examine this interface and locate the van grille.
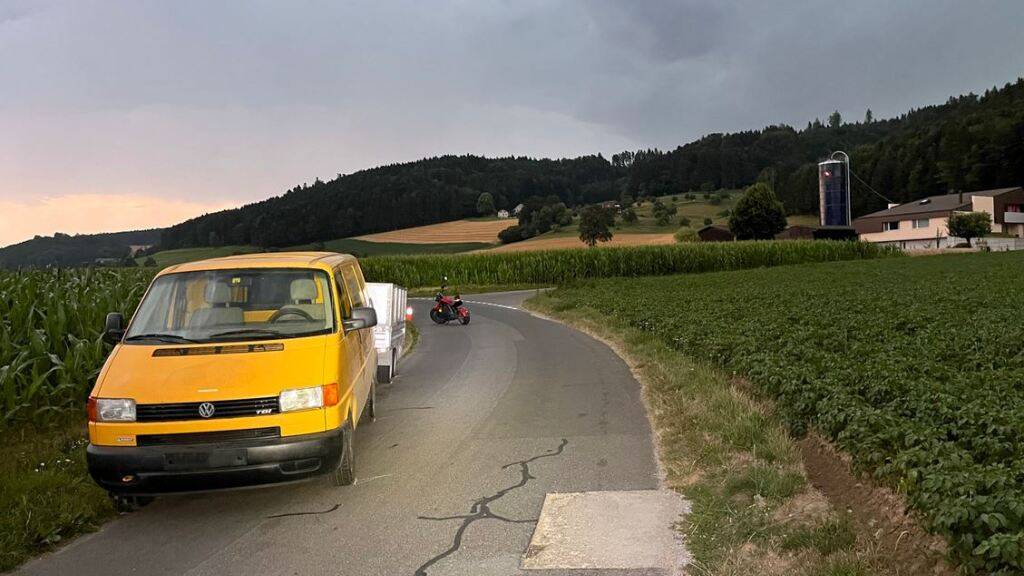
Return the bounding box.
[136,397,279,422]
[137,427,281,446]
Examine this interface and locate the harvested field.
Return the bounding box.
[489,233,675,252]
[356,219,509,244]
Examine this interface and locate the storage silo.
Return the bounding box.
[818,157,850,227]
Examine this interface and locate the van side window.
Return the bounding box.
[334,270,352,319]
[341,267,365,311]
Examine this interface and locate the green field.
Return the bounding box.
[543,252,1024,574]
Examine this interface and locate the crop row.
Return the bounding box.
[360,240,897,287]
[546,252,1024,574]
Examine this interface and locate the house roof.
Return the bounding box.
[857,193,970,220]
[856,187,1022,221]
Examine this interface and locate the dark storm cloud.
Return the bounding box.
[1,0,1022,218]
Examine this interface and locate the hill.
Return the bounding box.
[0,229,161,268]
[628,78,1024,217]
[4,77,1022,267]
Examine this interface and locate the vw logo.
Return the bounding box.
[197,402,216,418]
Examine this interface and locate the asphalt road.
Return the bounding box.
[19,291,664,576]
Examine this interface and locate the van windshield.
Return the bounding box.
[124,268,336,344]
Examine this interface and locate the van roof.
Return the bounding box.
[159,251,357,276]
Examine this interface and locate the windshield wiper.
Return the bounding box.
[207,328,286,341]
[124,333,199,344]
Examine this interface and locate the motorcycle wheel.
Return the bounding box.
[459,313,471,325]
[429,308,448,324]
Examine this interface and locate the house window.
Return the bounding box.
[883,221,900,232]
[912,218,929,229]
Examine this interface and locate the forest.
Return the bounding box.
[3,78,1022,265]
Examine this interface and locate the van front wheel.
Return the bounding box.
[331,422,355,486]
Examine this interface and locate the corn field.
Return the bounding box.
[0,241,896,427]
[361,240,899,288]
[0,268,153,425]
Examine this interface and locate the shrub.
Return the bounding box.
[674,229,699,243]
[498,225,527,244]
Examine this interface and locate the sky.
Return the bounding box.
[2,0,1023,247]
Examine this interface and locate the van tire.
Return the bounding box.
[110,493,154,513]
[331,422,355,486]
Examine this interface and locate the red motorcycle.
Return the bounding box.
[430,277,470,325]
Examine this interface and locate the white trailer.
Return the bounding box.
[366,282,408,383]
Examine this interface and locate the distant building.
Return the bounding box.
[496,209,510,219]
[128,244,152,256]
[697,225,734,242]
[512,203,524,216]
[775,225,816,240]
[853,187,1024,250]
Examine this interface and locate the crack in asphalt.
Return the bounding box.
[266,503,340,519]
[413,438,569,576]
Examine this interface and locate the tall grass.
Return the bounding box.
[361,240,899,288]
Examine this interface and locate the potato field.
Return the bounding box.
[546,251,1024,574]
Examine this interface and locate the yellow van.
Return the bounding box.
[87,252,378,510]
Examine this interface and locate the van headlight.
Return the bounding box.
[279,386,324,412]
[91,398,136,422]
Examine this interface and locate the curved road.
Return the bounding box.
[19,291,664,576]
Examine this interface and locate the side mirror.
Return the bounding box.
[343,307,378,332]
[103,312,125,344]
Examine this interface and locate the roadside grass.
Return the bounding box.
[526,293,885,576]
[0,420,113,572]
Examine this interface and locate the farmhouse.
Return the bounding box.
[496,209,510,219]
[697,225,734,242]
[853,187,1024,250]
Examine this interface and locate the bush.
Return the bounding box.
[498,225,527,244]
[679,216,691,227]
[703,217,713,226]
[674,229,699,243]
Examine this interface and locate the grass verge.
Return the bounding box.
[0,420,113,572]
[525,292,882,576]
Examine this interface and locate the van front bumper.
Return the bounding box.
[87,428,342,495]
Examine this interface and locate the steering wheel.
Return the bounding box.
[269,307,315,323]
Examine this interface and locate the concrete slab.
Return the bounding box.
[521,490,690,572]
